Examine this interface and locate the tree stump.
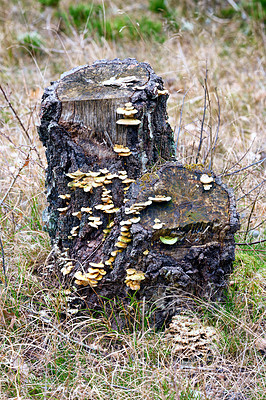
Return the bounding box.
[38,58,239,328]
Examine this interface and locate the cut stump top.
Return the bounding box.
[56,62,150,101]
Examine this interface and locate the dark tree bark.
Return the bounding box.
[38,58,239,328]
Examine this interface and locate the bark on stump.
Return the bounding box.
[38,58,240,328]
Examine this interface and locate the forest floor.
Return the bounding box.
[0,1,265,399]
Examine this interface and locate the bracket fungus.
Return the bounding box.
[88,216,102,229]
[59,194,71,200]
[57,207,68,213]
[167,315,218,358]
[70,226,79,237]
[72,211,82,220]
[148,195,172,203]
[61,263,74,276]
[116,102,141,126]
[200,174,214,191]
[74,264,106,288]
[152,218,164,230]
[113,144,132,157]
[157,89,169,96]
[81,207,92,213]
[125,269,145,291]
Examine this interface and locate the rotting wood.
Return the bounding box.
[38,58,239,328]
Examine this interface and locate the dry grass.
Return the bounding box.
[0,0,265,398]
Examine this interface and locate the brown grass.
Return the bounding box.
[0,1,265,398]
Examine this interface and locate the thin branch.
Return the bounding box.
[0,84,44,168]
[196,63,208,163]
[221,158,266,177]
[0,233,7,287]
[0,153,31,207]
[209,88,220,170]
[175,87,191,156]
[203,79,212,166]
[237,179,266,201]
[222,137,256,175]
[244,191,260,241]
[236,239,266,246]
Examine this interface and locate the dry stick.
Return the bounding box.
[244,190,260,241]
[209,88,221,170]
[0,84,44,169]
[222,137,256,175]
[236,239,266,246]
[0,153,31,207]
[0,233,7,287]
[203,78,212,166]
[221,158,266,177]
[237,179,266,201]
[195,64,208,164]
[174,87,191,156]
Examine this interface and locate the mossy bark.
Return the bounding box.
[38,58,239,328]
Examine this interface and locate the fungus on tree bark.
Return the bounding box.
[38,58,239,328]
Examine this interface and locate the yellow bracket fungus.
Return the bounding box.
[59,194,71,200]
[74,263,106,287]
[57,207,68,213]
[125,269,145,291]
[72,211,82,219]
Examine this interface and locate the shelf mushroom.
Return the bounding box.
[125,268,145,291]
[200,174,214,191]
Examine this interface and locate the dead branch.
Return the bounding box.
[222,137,256,175]
[196,63,208,163]
[0,84,44,168]
[236,239,266,246]
[209,88,221,170]
[0,233,7,287]
[237,179,266,202]
[175,87,191,156]
[221,158,266,177]
[244,190,261,241]
[0,152,31,207]
[203,77,212,166]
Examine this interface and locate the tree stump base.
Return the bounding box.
[38,58,239,328]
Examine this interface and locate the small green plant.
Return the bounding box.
[17,31,44,55]
[149,0,169,14]
[38,0,60,7]
[136,16,165,43]
[149,0,179,30]
[68,3,104,31]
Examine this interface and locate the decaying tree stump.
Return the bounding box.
[38,58,239,328]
